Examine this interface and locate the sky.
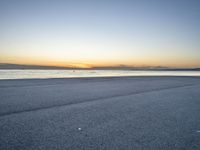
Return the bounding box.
[0,0,200,68]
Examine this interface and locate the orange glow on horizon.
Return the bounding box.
[1,55,200,69]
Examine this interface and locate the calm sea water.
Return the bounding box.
[0,70,200,79]
[0,70,199,80]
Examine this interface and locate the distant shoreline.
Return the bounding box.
[0,63,199,71]
[0,68,200,71]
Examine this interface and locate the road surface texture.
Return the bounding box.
[0,76,200,150]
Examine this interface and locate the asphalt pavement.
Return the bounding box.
[0,76,200,150]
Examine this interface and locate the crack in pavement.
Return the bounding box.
[0,83,199,118]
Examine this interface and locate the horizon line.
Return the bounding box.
[0,63,199,70]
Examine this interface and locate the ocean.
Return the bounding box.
[0,70,199,80]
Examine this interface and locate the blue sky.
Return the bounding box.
[0,0,200,68]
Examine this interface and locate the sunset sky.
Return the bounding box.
[0,0,200,68]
